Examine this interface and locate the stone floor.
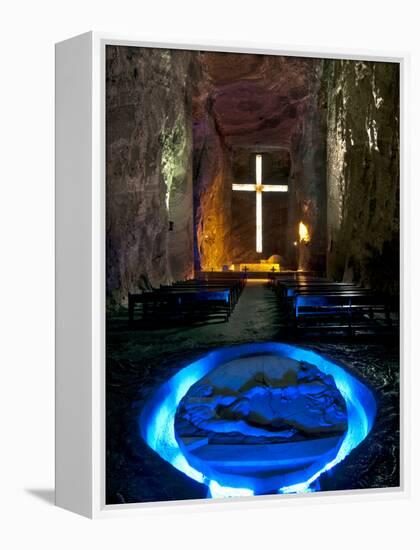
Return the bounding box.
[106,280,400,504]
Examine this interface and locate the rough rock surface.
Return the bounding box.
[193,91,233,271]
[325,60,399,295]
[288,60,327,271]
[106,46,197,306]
[201,53,316,149]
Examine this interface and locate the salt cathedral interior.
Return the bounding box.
[105,47,400,504]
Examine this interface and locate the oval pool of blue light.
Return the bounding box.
[139,342,376,498]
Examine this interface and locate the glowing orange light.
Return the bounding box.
[299,222,310,243]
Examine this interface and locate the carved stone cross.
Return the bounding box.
[232,154,288,252]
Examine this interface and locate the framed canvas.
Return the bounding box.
[55,32,408,518]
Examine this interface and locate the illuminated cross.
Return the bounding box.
[232,154,288,253]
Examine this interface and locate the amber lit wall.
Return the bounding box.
[193,104,233,271]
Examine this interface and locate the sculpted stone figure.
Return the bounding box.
[181,384,297,438]
[176,359,348,440]
[174,355,350,494]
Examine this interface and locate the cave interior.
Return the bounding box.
[105,47,400,504]
[106,48,399,302]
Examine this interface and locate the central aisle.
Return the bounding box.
[107,279,283,365]
[216,279,281,343]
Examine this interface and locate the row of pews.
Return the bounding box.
[128,272,246,327]
[269,273,398,336]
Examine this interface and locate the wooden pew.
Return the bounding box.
[158,284,235,311]
[268,275,328,290]
[128,287,232,326]
[275,282,358,298]
[196,271,246,285]
[268,272,326,287]
[128,275,246,326]
[271,275,396,335]
[164,281,242,306]
[292,291,393,335]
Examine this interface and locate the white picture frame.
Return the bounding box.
[55,31,409,518]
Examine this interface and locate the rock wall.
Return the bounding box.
[106,46,196,306]
[325,60,399,295]
[193,71,233,271]
[287,60,327,271]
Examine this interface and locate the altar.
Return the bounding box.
[229,258,281,272]
[230,262,280,273]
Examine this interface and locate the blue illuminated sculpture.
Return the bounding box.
[139,343,376,498]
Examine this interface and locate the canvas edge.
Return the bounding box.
[55,30,94,519]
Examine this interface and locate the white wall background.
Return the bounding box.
[0,0,418,547]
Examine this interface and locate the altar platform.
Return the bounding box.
[229,259,280,273]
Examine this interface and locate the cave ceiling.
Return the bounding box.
[200,52,314,150]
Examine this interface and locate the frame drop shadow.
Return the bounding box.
[25,488,55,505]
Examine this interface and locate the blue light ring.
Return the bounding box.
[139,342,377,497]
